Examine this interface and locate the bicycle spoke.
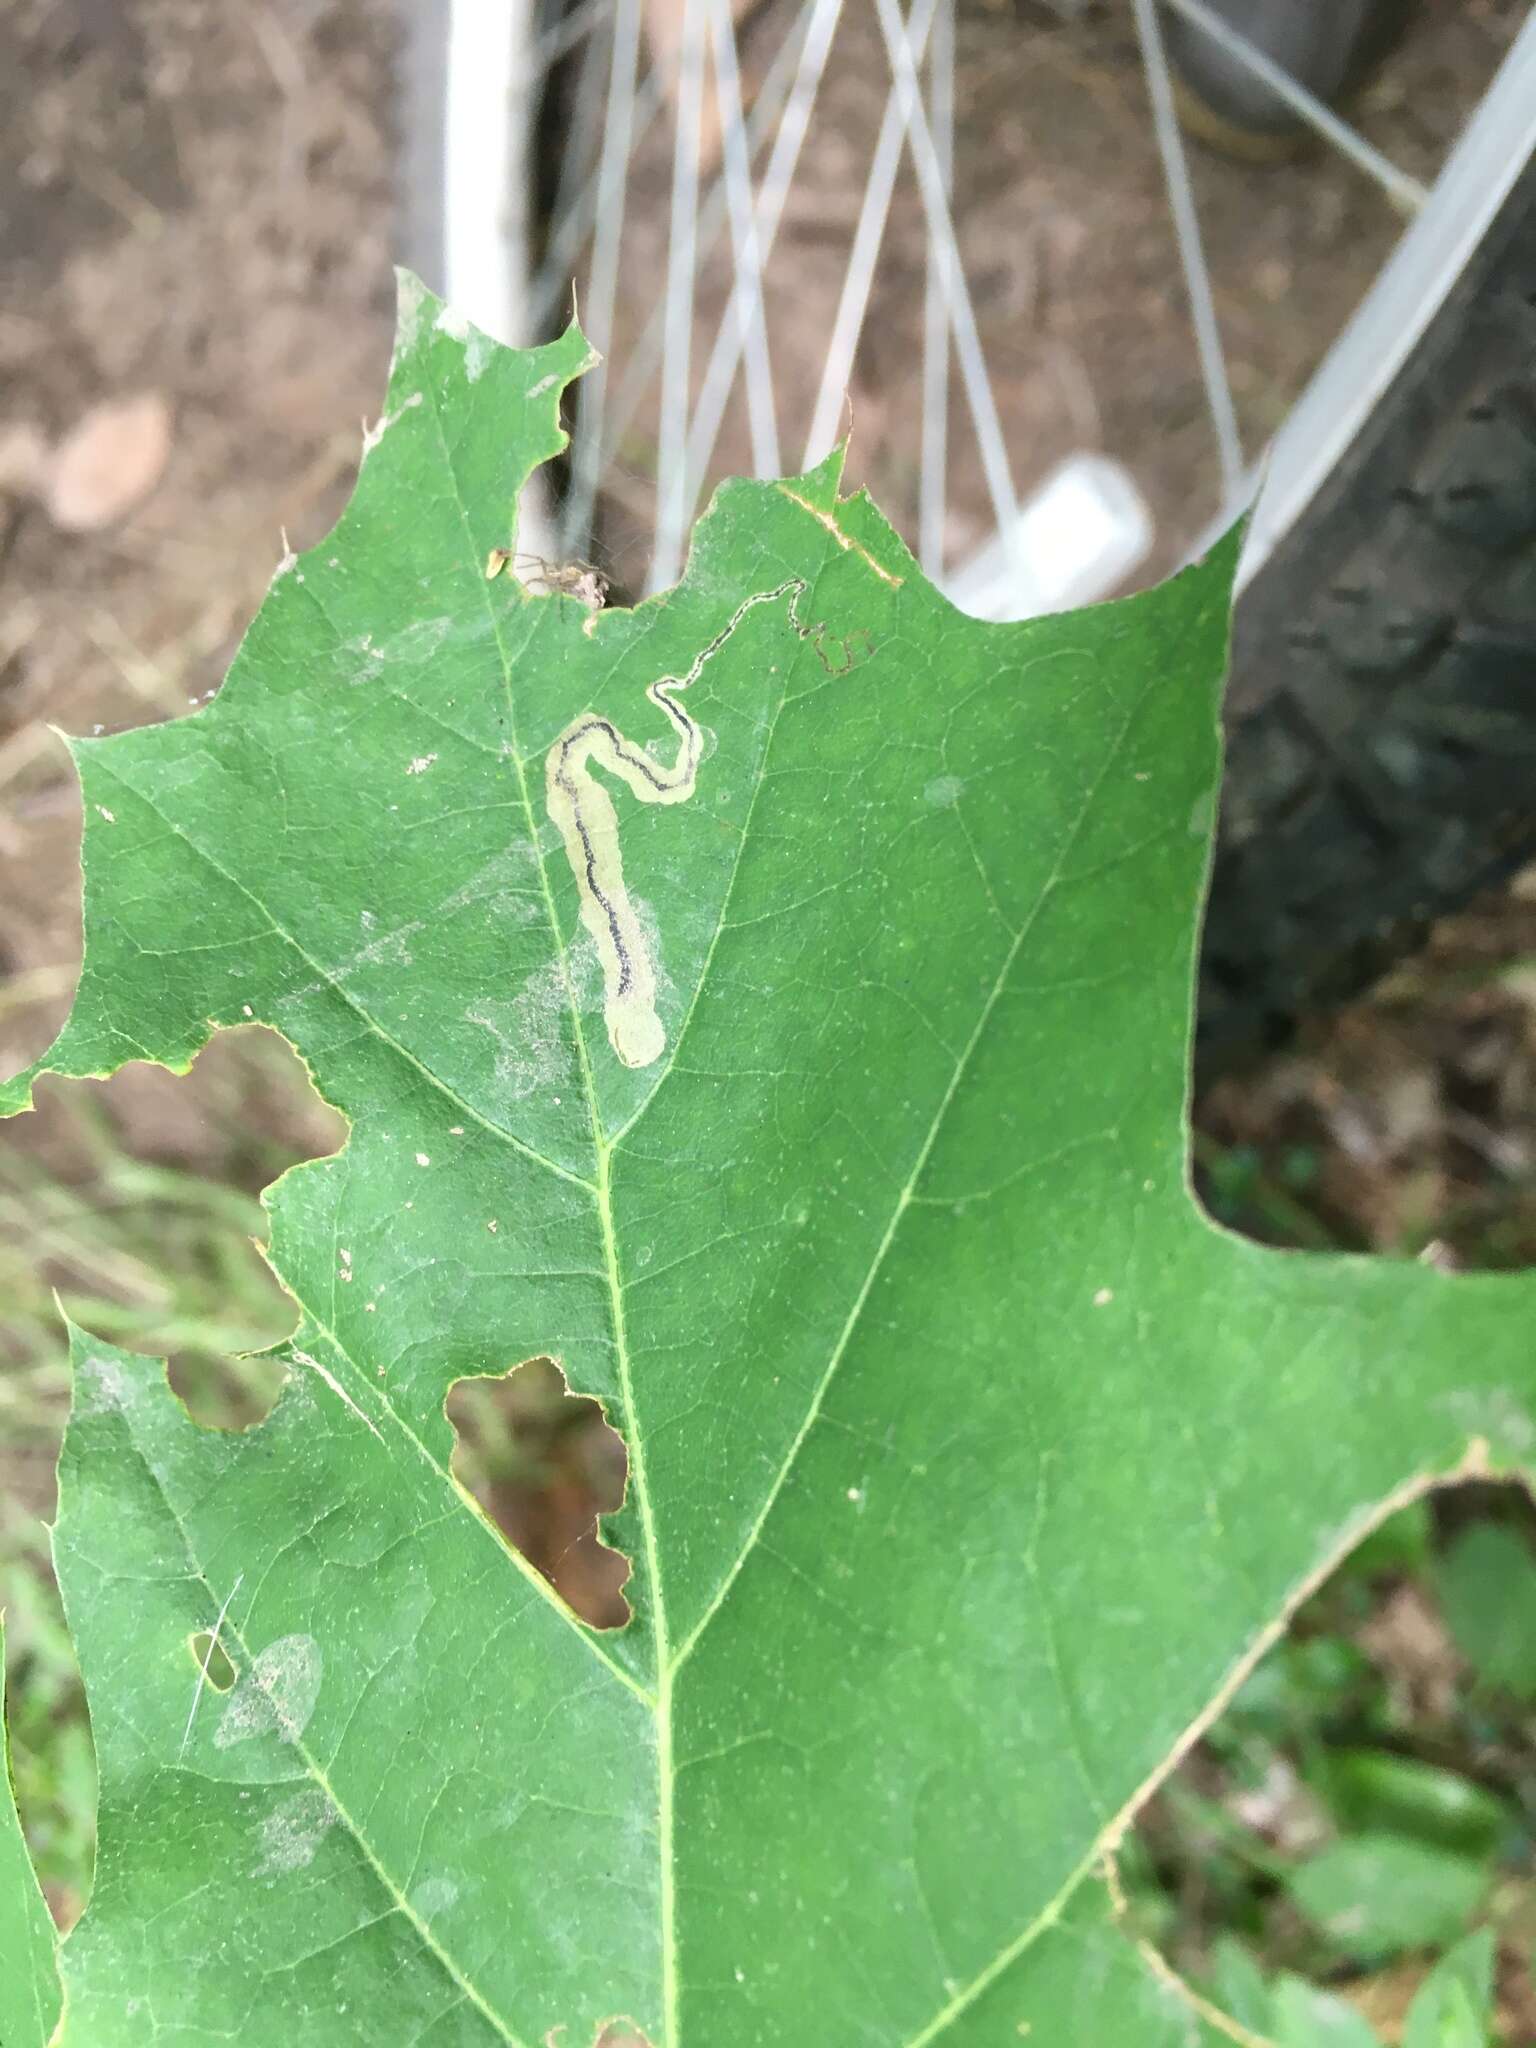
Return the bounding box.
[653,0,710,590]
[802,0,942,470]
[561,0,644,554]
[1131,0,1245,503]
[680,0,847,541]
[537,0,617,76]
[533,67,666,336]
[1162,0,1429,215]
[537,13,814,344]
[548,8,615,287]
[870,0,1021,542]
[919,0,954,577]
[597,9,818,560]
[709,0,781,480]
[536,0,618,74]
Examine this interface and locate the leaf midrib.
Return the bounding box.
[414,362,683,2039]
[666,656,1157,1677]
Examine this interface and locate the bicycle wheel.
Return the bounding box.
[1203,144,1536,1070]
[397,0,1536,1063]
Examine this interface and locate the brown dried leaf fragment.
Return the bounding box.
[42,391,172,532]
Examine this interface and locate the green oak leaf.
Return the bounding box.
[3,276,1535,2046]
[0,1615,61,2048]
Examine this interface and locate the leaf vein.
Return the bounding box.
[668,675,1161,1679]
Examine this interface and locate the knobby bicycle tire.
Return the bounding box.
[1198,150,1536,1077]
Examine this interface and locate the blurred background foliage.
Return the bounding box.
[1123,1489,1536,2042]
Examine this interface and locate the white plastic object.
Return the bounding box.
[943,454,1154,622]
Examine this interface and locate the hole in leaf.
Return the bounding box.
[1126,1481,1536,2046]
[165,1349,290,1434]
[6,1027,345,1435]
[445,1357,630,1629]
[186,1630,237,1692]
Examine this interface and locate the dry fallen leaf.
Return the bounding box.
[42,391,172,533]
[0,423,49,497]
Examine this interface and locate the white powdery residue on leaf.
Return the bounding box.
[406,754,438,776]
[442,847,536,913]
[408,1874,461,1921]
[630,897,674,1012]
[1437,1387,1536,1456]
[377,616,453,667]
[214,1634,323,1750]
[924,774,964,809]
[465,938,597,1105]
[440,844,543,921]
[255,1787,338,1879]
[362,390,424,455]
[333,631,386,687]
[343,918,424,978]
[74,1352,133,1417]
[528,372,559,399]
[434,301,493,382]
[95,806,116,823]
[394,269,429,358]
[464,328,495,383]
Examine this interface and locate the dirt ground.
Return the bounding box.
[0,0,397,1084]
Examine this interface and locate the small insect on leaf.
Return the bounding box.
[517,553,610,611]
